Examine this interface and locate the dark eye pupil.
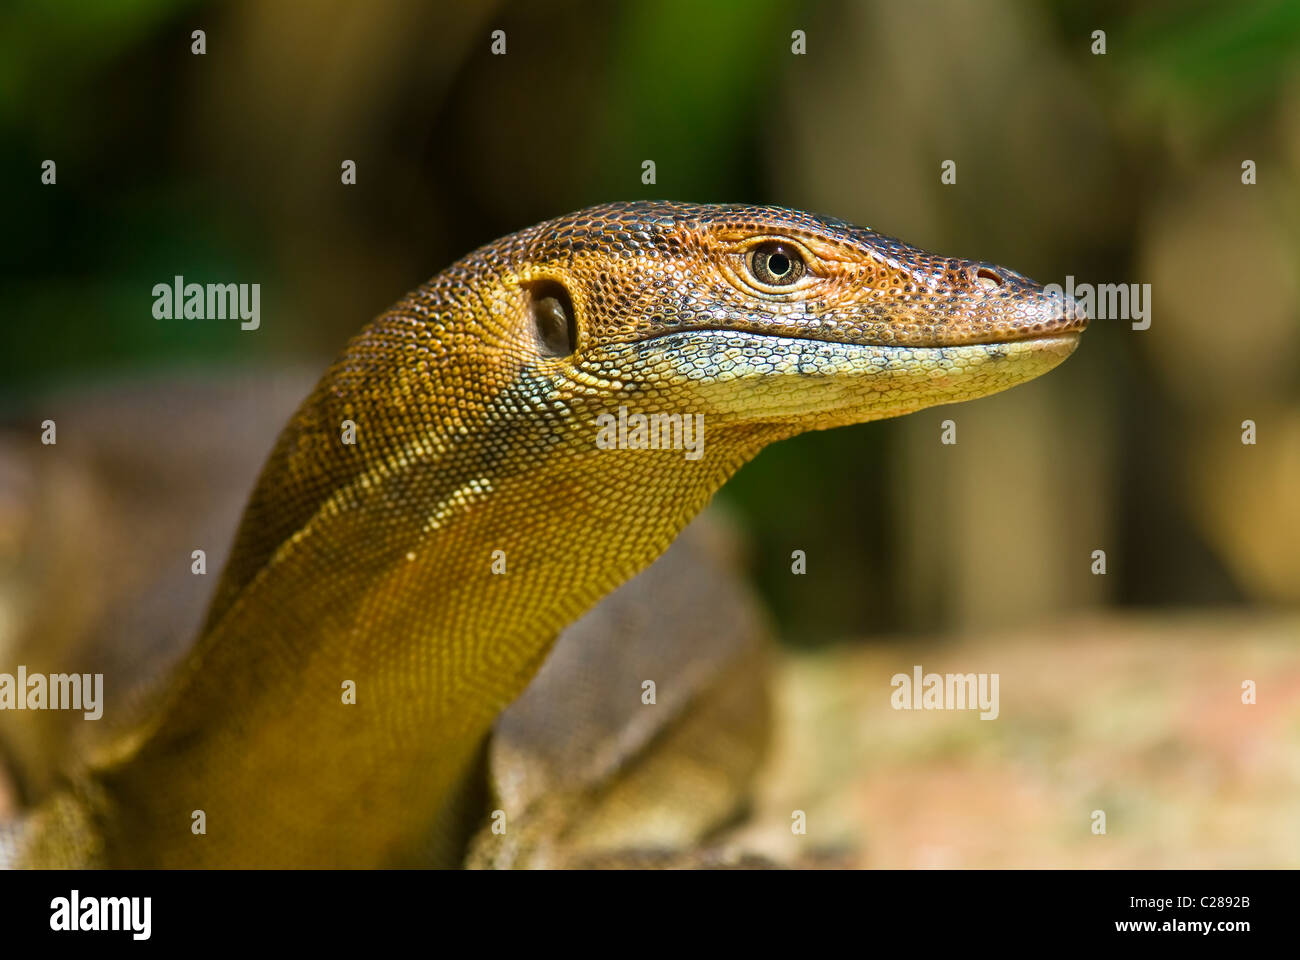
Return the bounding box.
[750,243,804,286]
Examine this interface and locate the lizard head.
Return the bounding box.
[492,200,1086,441]
[223,200,1089,640]
[234,199,1087,615]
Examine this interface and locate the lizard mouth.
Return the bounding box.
[623,294,1089,353]
[631,315,1086,353]
[611,326,1083,426]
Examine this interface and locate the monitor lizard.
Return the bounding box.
[3,201,1086,867]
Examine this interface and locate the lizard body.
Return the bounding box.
[8,201,1085,867]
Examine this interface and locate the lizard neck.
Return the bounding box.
[69,312,763,866]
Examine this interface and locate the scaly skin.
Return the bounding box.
[15,201,1086,867]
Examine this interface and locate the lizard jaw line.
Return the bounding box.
[626,324,1084,353]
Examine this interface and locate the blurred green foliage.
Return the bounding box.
[3,0,1296,641]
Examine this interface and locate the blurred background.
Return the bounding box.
[2,0,1298,866]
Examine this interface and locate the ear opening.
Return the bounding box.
[526,280,577,357]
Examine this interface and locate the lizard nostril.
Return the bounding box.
[974,267,1004,290]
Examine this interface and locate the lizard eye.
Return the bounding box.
[748,242,805,287]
